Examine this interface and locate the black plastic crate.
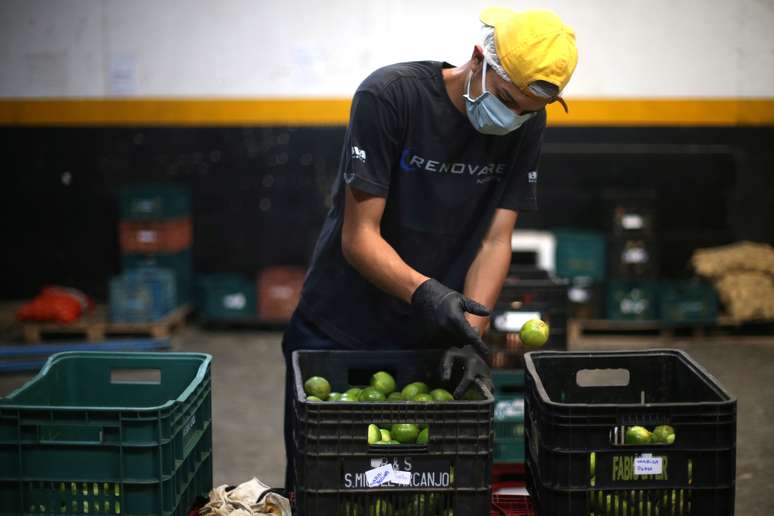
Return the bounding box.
[495,278,569,315]
[523,350,736,516]
[291,350,494,516]
[604,189,657,238]
[608,238,660,279]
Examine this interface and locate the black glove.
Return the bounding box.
[440,344,493,400]
[411,278,490,355]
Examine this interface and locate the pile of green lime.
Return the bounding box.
[303,371,463,403]
[624,424,676,445]
[368,423,429,446]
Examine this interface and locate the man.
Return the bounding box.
[282,6,577,492]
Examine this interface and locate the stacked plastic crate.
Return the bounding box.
[605,192,660,321]
[553,229,607,319]
[112,185,193,322]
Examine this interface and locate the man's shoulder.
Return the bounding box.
[357,61,441,97]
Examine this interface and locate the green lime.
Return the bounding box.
[519,319,549,347]
[345,387,362,398]
[412,393,433,402]
[358,387,387,402]
[417,427,429,444]
[370,371,397,396]
[304,376,331,400]
[367,424,381,444]
[387,392,404,401]
[328,392,341,401]
[430,388,454,401]
[391,423,420,443]
[590,452,596,478]
[368,498,392,516]
[306,395,322,402]
[624,426,652,444]
[462,387,483,400]
[652,425,675,444]
[401,382,429,400]
[386,440,400,445]
[379,428,391,441]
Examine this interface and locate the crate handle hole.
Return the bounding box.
[576,368,630,387]
[110,368,161,384]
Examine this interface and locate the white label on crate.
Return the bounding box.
[495,398,524,420]
[492,311,541,332]
[568,286,590,303]
[270,286,294,299]
[392,471,412,486]
[622,214,644,230]
[634,454,663,475]
[137,230,158,243]
[623,247,648,264]
[223,293,246,310]
[365,464,394,488]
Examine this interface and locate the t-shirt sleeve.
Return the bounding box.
[498,110,546,212]
[341,90,402,197]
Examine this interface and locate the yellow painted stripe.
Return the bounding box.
[549,98,774,126]
[0,98,352,126]
[1,98,773,126]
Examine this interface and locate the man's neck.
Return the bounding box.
[442,64,469,115]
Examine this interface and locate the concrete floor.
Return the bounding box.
[1,326,772,515]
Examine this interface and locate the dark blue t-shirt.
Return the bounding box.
[298,61,545,349]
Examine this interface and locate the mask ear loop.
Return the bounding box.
[480,59,488,93]
[465,58,489,102]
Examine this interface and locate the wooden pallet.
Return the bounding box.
[21,304,191,343]
[568,316,774,344]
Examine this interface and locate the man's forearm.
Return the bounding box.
[342,229,428,304]
[463,238,512,334]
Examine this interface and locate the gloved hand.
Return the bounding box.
[440,344,493,400]
[411,278,490,355]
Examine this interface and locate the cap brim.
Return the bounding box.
[480,6,514,27]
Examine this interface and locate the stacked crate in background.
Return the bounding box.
[197,275,257,321]
[112,184,193,322]
[197,266,305,324]
[553,229,606,319]
[604,191,660,320]
[256,266,305,323]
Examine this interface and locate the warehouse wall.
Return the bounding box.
[1,1,773,300]
[2,0,774,99]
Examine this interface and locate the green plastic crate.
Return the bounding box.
[122,249,194,306]
[606,280,659,320]
[0,352,212,515]
[197,275,256,320]
[492,370,525,464]
[119,184,191,221]
[554,230,607,281]
[661,280,718,324]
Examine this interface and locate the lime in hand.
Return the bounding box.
[520,319,549,347]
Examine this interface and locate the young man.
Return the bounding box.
[282,6,577,492]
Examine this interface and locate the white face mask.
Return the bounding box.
[463,59,536,135]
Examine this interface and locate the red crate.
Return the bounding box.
[491,493,534,516]
[119,217,192,253]
[256,266,305,322]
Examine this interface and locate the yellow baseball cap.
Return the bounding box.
[480,6,578,112]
